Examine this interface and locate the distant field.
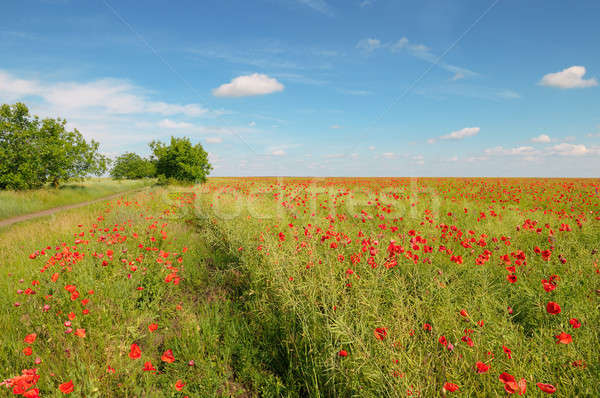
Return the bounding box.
[0,178,153,220]
[1,177,599,396]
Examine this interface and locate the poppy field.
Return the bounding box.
[1,177,599,397]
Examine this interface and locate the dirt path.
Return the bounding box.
[0,188,148,229]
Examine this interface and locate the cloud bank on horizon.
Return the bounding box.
[0,0,599,177]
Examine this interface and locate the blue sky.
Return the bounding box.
[1,0,599,177]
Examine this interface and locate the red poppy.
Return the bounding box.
[438,335,447,346]
[475,361,490,373]
[536,383,556,394]
[129,343,141,359]
[142,361,156,372]
[59,380,74,394]
[374,327,387,340]
[161,349,175,363]
[175,379,186,391]
[459,309,469,318]
[569,318,581,328]
[338,349,348,357]
[443,382,459,392]
[23,347,33,356]
[502,345,512,359]
[546,301,561,315]
[74,329,86,338]
[148,323,158,332]
[554,332,572,344]
[24,333,37,344]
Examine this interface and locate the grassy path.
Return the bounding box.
[0,187,148,229]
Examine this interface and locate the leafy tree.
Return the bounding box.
[0,102,108,190]
[110,152,155,180]
[149,136,212,184]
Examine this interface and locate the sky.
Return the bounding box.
[1,0,599,177]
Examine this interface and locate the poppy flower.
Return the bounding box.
[23,347,33,356]
[459,309,469,318]
[129,343,141,359]
[438,335,447,346]
[503,345,512,359]
[554,332,572,344]
[161,349,175,363]
[374,327,387,341]
[423,323,432,332]
[338,349,348,357]
[443,382,459,392]
[546,302,561,315]
[175,380,186,391]
[142,361,156,372]
[74,329,86,338]
[148,323,158,332]
[475,361,490,373]
[536,383,556,394]
[569,318,581,328]
[24,333,37,344]
[59,380,74,394]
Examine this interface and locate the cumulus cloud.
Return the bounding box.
[540,66,598,89]
[531,134,551,143]
[484,146,539,156]
[440,127,480,140]
[0,70,215,117]
[551,143,588,156]
[212,73,284,97]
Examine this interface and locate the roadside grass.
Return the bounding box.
[0,178,153,220]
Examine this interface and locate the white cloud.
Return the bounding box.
[356,38,383,52]
[440,127,480,140]
[0,70,215,117]
[368,146,375,150]
[271,149,286,156]
[360,0,374,6]
[205,137,223,143]
[213,73,284,97]
[531,134,551,143]
[249,121,256,127]
[158,119,194,129]
[485,146,539,156]
[551,143,588,156]
[381,152,395,159]
[540,66,598,89]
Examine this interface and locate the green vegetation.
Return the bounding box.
[150,136,212,184]
[1,178,598,396]
[0,178,151,221]
[110,152,155,180]
[0,103,108,190]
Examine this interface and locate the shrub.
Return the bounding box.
[149,137,212,184]
[110,152,155,180]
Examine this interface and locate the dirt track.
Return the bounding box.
[0,188,146,229]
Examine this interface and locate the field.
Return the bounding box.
[0,179,153,221]
[1,177,599,397]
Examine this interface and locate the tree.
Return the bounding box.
[149,137,212,184]
[110,152,155,180]
[0,102,108,190]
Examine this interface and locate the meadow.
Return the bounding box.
[0,178,153,221]
[1,177,599,397]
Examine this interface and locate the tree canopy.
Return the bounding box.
[110,152,155,180]
[149,137,212,184]
[0,102,108,190]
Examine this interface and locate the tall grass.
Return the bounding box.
[0,178,153,220]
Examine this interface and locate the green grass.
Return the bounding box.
[0,178,153,220]
[0,178,599,396]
